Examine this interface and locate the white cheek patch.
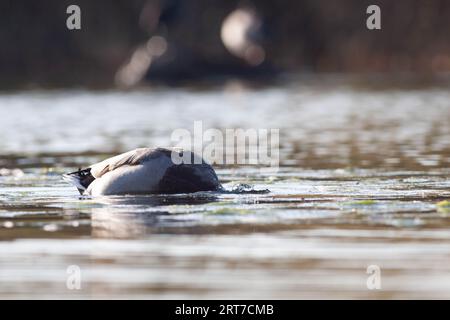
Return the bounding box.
[62,174,86,191]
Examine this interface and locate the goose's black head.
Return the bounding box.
[63,168,95,194]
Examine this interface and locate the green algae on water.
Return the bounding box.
[437,200,450,208]
[437,200,450,214]
[347,200,377,205]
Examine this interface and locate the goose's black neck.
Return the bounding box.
[69,168,95,192]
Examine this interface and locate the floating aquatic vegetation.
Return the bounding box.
[207,207,251,215]
[437,200,450,213]
[345,199,377,205]
[437,200,450,208]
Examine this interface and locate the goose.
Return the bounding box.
[62,147,221,196]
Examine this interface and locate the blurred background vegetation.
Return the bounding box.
[1,0,449,89]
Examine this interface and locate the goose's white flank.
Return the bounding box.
[63,148,221,196]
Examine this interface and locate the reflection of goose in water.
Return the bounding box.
[90,194,219,238]
[63,148,221,196]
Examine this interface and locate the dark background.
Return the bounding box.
[1,0,449,89]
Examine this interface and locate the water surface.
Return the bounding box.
[1,83,450,299]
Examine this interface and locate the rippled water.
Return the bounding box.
[1,82,450,299]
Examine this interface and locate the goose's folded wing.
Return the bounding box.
[89,148,172,178]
